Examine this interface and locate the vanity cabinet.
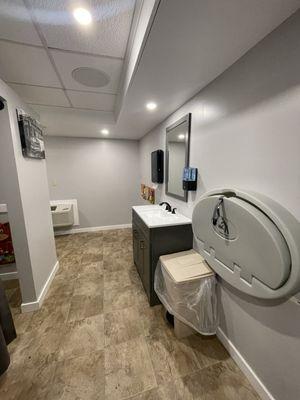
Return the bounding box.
[132,209,193,306]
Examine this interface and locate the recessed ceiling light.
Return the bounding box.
[146,102,157,111]
[101,129,109,135]
[178,134,185,140]
[73,8,92,25]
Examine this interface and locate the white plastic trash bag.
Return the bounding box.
[154,259,218,335]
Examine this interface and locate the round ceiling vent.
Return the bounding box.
[71,67,110,88]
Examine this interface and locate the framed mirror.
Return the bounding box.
[166,113,191,202]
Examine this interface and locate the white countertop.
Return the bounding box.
[132,205,192,228]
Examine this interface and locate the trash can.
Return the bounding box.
[0,279,16,375]
[0,326,10,375]
[154,249,218,336]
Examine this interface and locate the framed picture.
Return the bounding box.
[17,110,45,159]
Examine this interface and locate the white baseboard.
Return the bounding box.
[21,260,59,313]
[217,327,275,400]
[54,223,132,236]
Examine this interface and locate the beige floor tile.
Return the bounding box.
[104,306,144,346]
[0,355,57,400]
[104,269,142,291]
[46,351,104,400]
[13,325,63,363]
[176,359,261,400]
[145,329,201,385]
[77,261,104,275]
[26,301,70,333]
[104,284,143,312]
[12,310,34,334]
[67,294,103,322]
[81,252,103,265]
[105,337,157,400]
[2,229,260,400]
[138,304,172,337]
[58,314,104,361]
[126,382,181,400]
[73,273,103,296]
[182,334,229,369]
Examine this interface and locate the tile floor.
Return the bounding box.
[0,229,260,399]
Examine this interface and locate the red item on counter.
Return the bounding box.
[0,223,15,265]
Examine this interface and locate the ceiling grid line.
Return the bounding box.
[48,47,124,61]
[0,37,124,62]
[6,81,117,96]
[26,102,114,113]
[22,0,73,108]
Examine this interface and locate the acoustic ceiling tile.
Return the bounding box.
[28,0,136,57]
[67,90,115,111]
[0,0,42,45]
[9,83,70,107]
[51,49,123,93]
[0,41,61,86]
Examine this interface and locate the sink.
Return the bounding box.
[132,205,191,228]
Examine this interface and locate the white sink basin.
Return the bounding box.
[133,205,191,228]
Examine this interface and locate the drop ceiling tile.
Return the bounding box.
[0,41,61,87]
[28,0,136,58]
[51,49,123,93]
[0,0,42,45]
[67,90,115,111]
[9,83,70,107]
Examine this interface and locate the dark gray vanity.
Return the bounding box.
[132,206,193,306]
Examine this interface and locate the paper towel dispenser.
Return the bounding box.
[192,188,300,299]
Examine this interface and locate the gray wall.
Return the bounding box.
[139,11,300,400]
[45,136,142,229]
[0,79,57,304]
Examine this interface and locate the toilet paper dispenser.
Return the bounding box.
[192,188,300,300]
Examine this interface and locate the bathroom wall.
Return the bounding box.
[139,11,300,400]
[0,79,57,307]
[45,136,142,229]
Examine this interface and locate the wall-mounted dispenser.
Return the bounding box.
[151,150,164,183]
[183,167,197,191]
[192,188,300,300]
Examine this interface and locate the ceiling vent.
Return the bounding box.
[71,67,110,88]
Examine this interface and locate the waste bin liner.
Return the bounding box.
[154,250,218,335]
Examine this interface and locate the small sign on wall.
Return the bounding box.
[141,184,155,204]
[17,109,45,159]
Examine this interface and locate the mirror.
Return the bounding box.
[166,113,191,202]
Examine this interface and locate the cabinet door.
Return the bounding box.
[140,235,150,300]
[132,227,139,267]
